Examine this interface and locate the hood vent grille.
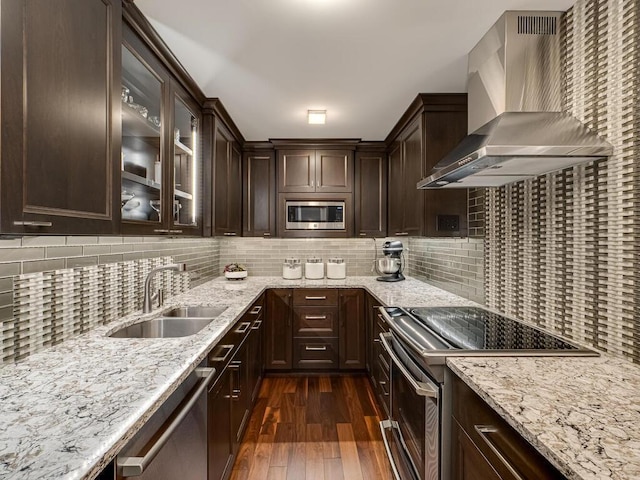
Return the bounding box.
[517,15,557,35]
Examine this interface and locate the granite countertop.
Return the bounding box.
[0,276,470,480]
[1,276,639,480]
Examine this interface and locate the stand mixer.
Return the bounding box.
[375,240,405,282]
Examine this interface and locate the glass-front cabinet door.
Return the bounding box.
[121,42,165,227]
[120,24,201,235]
[172,94,199,229]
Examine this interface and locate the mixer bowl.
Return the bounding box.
[377,257,401,274]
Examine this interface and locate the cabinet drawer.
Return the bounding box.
[293,338,339,370]
[293,307,339,337]
[452,375,565,480]
[374,310,390,337]
[293,289,338,306]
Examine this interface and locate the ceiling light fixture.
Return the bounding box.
[307,110,326,125]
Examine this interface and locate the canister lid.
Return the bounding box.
[306,257,322,263]
[284,258,301,265]
[328,258,345,264]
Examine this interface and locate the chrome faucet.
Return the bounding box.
[143,263,187,313]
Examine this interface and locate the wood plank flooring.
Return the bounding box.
[230,375,393,480]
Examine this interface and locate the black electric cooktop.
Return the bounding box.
[381,306,599,357]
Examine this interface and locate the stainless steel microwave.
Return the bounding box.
[285,201,345,230]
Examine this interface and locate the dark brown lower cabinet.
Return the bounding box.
[451,374,567,480]
[367,296,391,417]
[208,367,233,480]
[339,289,366,369]
[265,289,293,370]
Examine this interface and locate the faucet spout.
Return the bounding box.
[143,263,187,313]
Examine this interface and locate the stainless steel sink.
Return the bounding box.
[109,318,216,338]
[161,305,228,318]
[109,305,228,338]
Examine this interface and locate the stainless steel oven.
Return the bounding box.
[378,305,599,480]
[285,200,345,230]
[380,332,440,480]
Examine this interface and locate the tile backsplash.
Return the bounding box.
[407,238,484,305]
[218,237,382,276]
[484,0,640,363]
[0,236,219,364]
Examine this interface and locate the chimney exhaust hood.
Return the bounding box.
[418,11,613,189]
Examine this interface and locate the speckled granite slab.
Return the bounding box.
[2,276,639,480]
[0,276,470,480]
[447,356,640,480]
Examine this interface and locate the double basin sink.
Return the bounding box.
[109,306,228,339]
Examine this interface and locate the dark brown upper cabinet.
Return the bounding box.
[243,147,276,238]
[386,94,469,237]
[387,116,424,236]
[354,146,387,238]
[0,0,122,235]
[120,23,203,236]
[423,95,468,237]
[212,119,242,237]
[277,149,354,193]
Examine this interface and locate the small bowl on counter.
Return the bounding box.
[223,263,248,280]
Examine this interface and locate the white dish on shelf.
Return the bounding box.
[224,271,247,280]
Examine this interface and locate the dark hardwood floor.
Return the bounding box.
[230,375,393,480]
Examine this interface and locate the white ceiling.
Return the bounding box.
[136,0,576,141]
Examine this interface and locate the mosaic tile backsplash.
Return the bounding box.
[484,0,640,363]
[10,257,189,363]
[0,236,219,364]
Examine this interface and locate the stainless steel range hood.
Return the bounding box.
[418,11,613,189]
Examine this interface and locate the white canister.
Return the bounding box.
[326,258,346,279]
[304,257,324,279]
[283,258,302,279]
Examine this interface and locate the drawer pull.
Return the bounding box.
[251,319,262,330]
[474,425,525,480]
[235,322,251,334]
[305,345,327,351]
[373,338,381,343]
[13,221,52,227]
[153,229,170,233]
[395,232,409,236]
[223,232,237,236]
[169,229,183,234]
[305,315,327,320]
[249,306,262,315]
[209,344,234,363]
[305,296,327,301]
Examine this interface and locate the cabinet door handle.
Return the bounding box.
[305,315,327,320]
[13,221,52,227]
[474,425,525,480]
[153,229,170,233]
[305,296,327,301]
[209,344,234,363]
[305,345,327,351]
[311,180,314,188]
[169,229,182,234]
[249,306,263,315]
[359,232,367,236]
[395,232,409,236]
[117,367,216,477]
[223,232,236,236]
[373,338,381,343]
[263,233,271,237]
[234,322,251,334]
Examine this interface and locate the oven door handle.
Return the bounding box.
[380,333,438,398]
[379,420,406,480]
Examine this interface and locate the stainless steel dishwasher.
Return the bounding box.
[116,366,216,480]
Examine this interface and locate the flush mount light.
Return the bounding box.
[307,110,326,125]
